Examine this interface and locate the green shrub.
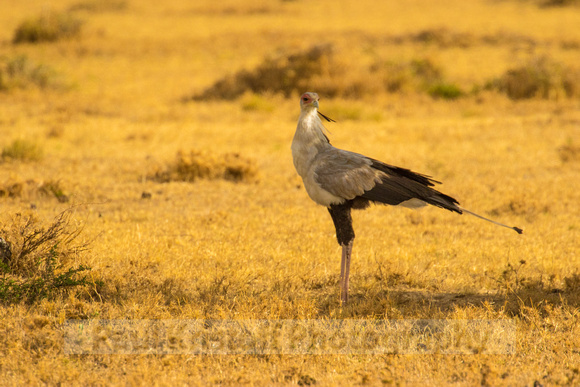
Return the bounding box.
[428,82,464,100]
[0,210,92,304]
[0,258,92,304]
[13,10,83,44]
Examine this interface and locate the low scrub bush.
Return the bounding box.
[150,149,259,183]
[0,210,92,304]
[13,10,83,44]
[488,57,580,99]
[191,44,463,100]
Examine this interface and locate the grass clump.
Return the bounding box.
[150,149,259,183]
[0,210,92,304]
[0,55,64,91]
[13,10,83,44]
[1,139,43,162]
[488,57,580,99]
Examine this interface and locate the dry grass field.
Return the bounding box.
[1,0,580,385]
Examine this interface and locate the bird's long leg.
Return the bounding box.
[328,202,355,305]
[340,240,353,305]
[340,246,346,288]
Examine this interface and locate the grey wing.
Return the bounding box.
[313,148,462,213]
[313,148,382,200]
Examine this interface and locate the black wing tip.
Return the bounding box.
[513,227,523,234]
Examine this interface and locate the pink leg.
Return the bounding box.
[340,241,353,305]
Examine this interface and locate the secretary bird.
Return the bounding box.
[291,92,522,305]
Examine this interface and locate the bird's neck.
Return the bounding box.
[295,110,330,147]
[291,109,331,178]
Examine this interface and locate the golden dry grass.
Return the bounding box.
[1,0,580,385]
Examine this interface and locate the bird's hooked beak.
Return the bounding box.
[312,100,319,109]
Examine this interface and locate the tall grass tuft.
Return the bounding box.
[1,139,43,162]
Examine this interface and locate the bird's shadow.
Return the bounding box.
[313,276,580,319]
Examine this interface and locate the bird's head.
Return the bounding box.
[299,92,335,122]
[300,92,319,111]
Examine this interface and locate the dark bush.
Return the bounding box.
[13,10,83,44]
[488,57,580,100]
[191,44,335,100]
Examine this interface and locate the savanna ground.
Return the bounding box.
[1,0,580,385]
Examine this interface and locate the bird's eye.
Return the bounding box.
[302,97,308,102]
